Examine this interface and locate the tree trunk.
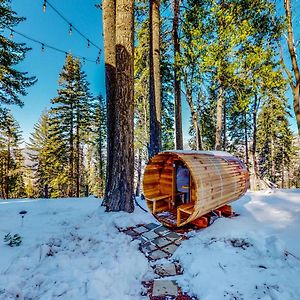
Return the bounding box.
[102,0,116,206]
[135,149,142,196]
[293,86,300,135]
[271,136,275,181]
[104,0,135,212]
[68,104,74,197]
[281,148,284,188]
[5,140,10,199]
[284,0,300,135]
[173,0,183,149]
[76,110,80,197]
[215,80,223,150]
[252,94,260,190]
[183,73,202,150]
[222,99,226,150]
[98,116,104,197]
[244,112,249,167]
[44,184,49,198]
[148,0,162,158]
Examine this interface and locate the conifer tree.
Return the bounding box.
[27,111,51,197]
[0,0,36,112]
[148,0,161,157]
[102,0,135,212]
[0,109,25,199]
[257,95,295,186]
[281,0,300,135]
[87,95,107,197]
[50,54,93,197]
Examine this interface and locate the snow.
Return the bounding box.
[173,189,300,300]
[163,150,234,157]
[0,197,154,300]
[1,189,300,299]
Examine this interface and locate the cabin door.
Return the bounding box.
[175,162,190,206]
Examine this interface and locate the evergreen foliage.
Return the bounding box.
[49,54,94,197]
[0,109,26,199]
[0,0,36,112]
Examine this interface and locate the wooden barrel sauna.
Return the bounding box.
[143,151,249,227]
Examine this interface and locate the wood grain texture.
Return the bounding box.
[143,151,249,227]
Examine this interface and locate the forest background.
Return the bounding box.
[0,0,299,200]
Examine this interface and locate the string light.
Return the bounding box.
[87,39,90,48]
[43,0,47,12]
[8,28,98,64]
[69,24,72,36]
[9,29,14,39]
[42,0,101,51]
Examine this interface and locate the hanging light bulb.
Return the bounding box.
[69,24,72,35]
[9,30,14,39]
[87,39,90,48]
[83,57,86,64]
[96,56,100,64]
[43,0,47,12]
[41,43,45,52]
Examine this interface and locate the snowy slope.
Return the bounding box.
[174,189,300,300]
[0,190,300,300]
[0,198,154,300]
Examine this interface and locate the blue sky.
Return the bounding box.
[9,0,105,142]
[5,0,299,145]
[6,0,192,144]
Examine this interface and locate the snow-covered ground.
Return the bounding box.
[0,189,300,300]
[175,189,300,300]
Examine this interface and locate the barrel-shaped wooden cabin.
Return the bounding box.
[143,151,249,227]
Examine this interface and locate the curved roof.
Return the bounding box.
[143,151,249,227]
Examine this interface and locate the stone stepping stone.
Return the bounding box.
[165,231,181,242]
[123,229,139,238]
[152,280,178,297]
[144,223,160,230]
[142,230,159,241]
[149,249,169,260]
[154,263,177,277]
[162,243,178,255]
[140,241,158,255]
[154,226,171,236]
[152,236,171,248]
[133,226,148,234]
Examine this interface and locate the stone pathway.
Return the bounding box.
[119,223,198,299]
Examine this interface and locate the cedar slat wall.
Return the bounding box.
[143,151,249,227]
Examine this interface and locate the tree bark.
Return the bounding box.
[135,148,142,196]
[76,109,80,197]
[104,0,135,212]
[252,94,259,190]
[148,0,162,158]
[222,99,226,150]
[102,0,116,206]
[173,0,183,149]
[98,113,104,197]
[215,80,223,150]
[5,139,10,199]
[68,103,74,197]
[244,112,249,167]
[183,73,202,150]
[284,0,300,135]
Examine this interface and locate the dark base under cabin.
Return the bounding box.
[154,204,234,229]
